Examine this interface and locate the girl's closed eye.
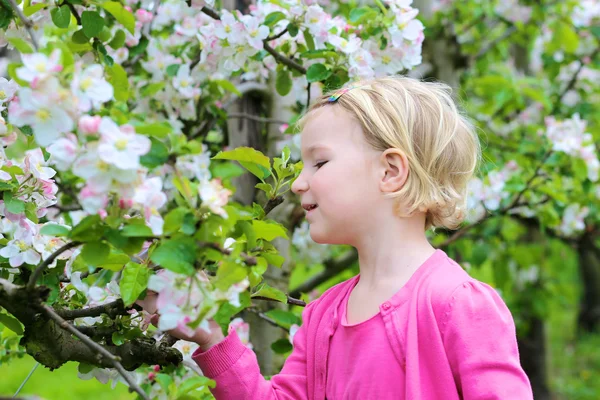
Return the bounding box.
[314,161,328,169]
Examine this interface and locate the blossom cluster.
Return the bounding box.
[544,114,599,182]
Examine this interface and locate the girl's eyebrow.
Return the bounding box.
[306,144,331,154]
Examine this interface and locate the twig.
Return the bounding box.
[228,113,288,125]
[252,295,306,307]
[40,304,150,400]
[59,270,90,282]
[199,241,257,265]
[289,248,358,297]
[246,308,289,332]
[55,299,141,320]
[552,47,600,114]
[306,82,311,111]
[13,362,39,397]
[63,1,82,25]
[145,0,161,34]
[474,25,516,60]
[200,6,306,74]
[263,41,307,74]
[263,196,284,216]
[7,0,39,51]
[266,28,288,41]
[27,241,82,290]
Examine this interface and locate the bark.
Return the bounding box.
[0,279,182,371]
[517,316,550,400]
[577,232,600,333]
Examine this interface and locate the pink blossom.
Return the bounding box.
[78,115,102,134]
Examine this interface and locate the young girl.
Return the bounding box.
[155,76,533,399]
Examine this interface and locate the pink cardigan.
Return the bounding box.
[193,249,533,399]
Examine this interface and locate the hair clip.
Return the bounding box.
[327,86,354,103]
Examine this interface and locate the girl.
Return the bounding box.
[152,76,534,399]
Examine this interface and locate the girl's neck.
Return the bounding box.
[352,214,435,292]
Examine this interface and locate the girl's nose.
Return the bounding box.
[291,170,308,194]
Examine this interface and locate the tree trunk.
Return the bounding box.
[517,316,550,400]
[577,232,600,333]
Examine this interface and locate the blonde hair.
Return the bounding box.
[298,76,481,230]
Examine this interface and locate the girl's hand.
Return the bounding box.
[137,291,225,351]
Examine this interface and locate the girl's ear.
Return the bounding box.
[379,149,409,193]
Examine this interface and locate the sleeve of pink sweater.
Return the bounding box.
[191,302,314,400]
[442,281,534,399]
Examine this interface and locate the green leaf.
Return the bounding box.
[0,4,14,30]
[252,282,288,303]
[215,260,248,291]
[111,331,125,346]
[252,220,288,240]
[166,64,180,77]
[264,309,300,329]
[163,207,188,235]
[140,137,169,169]
[6,37,33,54]
[303,29,315,51]
[215,79,241,96]
[255,182,273,196]
[271,338,293,354]
[592,26,600,40]
[0,312,24,335]
[287,22,299,37]
[119,262,150,306]
[72,29,90,44]
[150,237,196,276]
[51,5,71,29]
[155,373,173,393]
[176,376,215,396]
[349,7,377,24]
[306,63,331,83]
[264,11,286,26]
[39,224,70,237]
[121,223,153,237]
[210,161,245,180]
[81,11,105,38]
[98,251,130,272]
[276,69,292,96]
[135,122,172,138]
[102,1,136,34]
[262,252,285,268]
[300,49,339,60]
[108,29,126,49]
[24,3,47,17]
[106,63,129,102]
[129,36,148,57]
[24,202,38,224]
[70,214,104,241]
[81,242,110,266]
[140,81,165,96]
[3,191,24,214]
[549,20,579,53]
[213,147,271,180]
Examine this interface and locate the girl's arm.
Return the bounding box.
[441,280,534,400]
[192,302,314,400]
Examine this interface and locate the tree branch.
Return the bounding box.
[28,241,82,290]
[55,299,141,320]
[200,6,306,74]
[289,248,358,298]
[252,295,306,307]
[39,304,150,400]
[199,241,257,265]
[63,1,82,25]
[7,0,39,51]
[228,113,288,125]
[263,196,284,216]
